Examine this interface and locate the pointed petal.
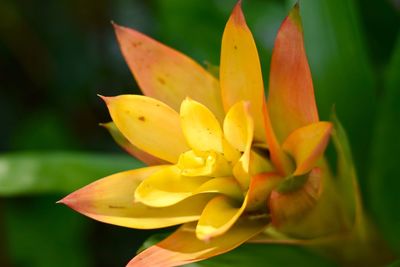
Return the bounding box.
[268,4,319,141]
[58,167,210,229]
[196,195,242,240]
[104,95,189,163]
[282,122,332,176]
[262,100,294,176]
[113,24,224,120]
[220,2,266,142]
[128,218,267,267]
[180,98,223,153]
[100,122,166,165]
[135,166,209,208]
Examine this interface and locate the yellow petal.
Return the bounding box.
[104,95,189,163]
[282,122,332,176]
[177,150,211,176]
[135,166,210,207]
[195,177,243,200]
[58,166,211,229]
[128,218,267,266]
[224,101,254,189]
[180,98,223,153]
[177,150,232,177]
[196,172,279,240]
[222,138,241,164]
[220,2,266,142]
[268,4,319,141]
[232,157,250,190]
[233,149,274,188]
[249,149,275,175]
[223,101,253,152]
[100,122,166,166]
[113,23,224,121]
[196,195,242,240]
[232,149,259,191]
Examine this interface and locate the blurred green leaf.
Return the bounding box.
[388,259,400,267]
[297,0,377,184]
[369,35,400,256]
[155,0,227,65]
[0,151,143,196]
[3,196,91,267]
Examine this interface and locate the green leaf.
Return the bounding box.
[330,112,358,221]
[0,151,144,196]
[369,35,400,256]
[3,196,91,267]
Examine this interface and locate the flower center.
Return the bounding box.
[177,150,233,177]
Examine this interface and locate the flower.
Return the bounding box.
[59,2,336,266]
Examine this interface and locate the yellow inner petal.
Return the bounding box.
[135,166,209,207]
[196,195,243,241]
[180,98,224,153]
[177,150,232,177]
[223,101,253,152]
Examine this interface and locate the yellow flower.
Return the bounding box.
[60,2,335,266]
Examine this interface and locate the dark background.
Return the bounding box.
[0,0,399,266]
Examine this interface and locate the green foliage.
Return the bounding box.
[298,0,377,186]
[3,196,91,267]
[369,35,400,256]
[0,152,143,196]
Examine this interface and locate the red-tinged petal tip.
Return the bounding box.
[111,21,123,30]
[56,193,77,207]
[267,1,317,141]
[97,94,114,104]
[231,0,245,25]
[57,189,93,211]
[112,22,126,37]
[56,195,74,207]
[112,22,130,37]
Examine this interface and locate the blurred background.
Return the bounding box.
[0,0,399,266]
